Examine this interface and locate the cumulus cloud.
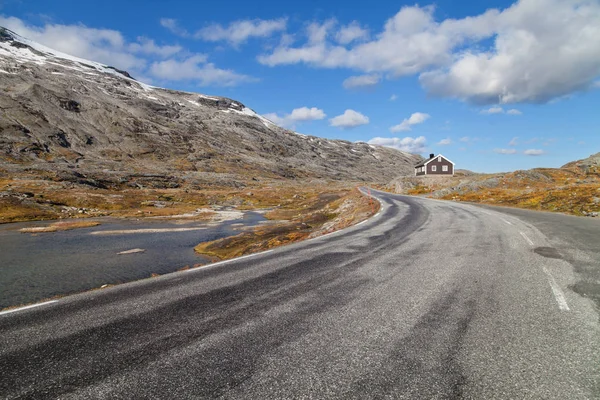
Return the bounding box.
[160,18,189,37]
[342,74,380,89]
[494,148,517,154]
[368,136,427,153]
[1,16,254,87]
[149,55,255,86]
[195,18,287,45]
[480,106,505,114]
[524,149,545,156]
[263,107,326,128]
[481,106,523,115]
[390,112,431,132]
[437,138,452,145]
[329,109,369,129]
[335,21,368,44]
[259,0,600,104]
[128,37,182,57]
[0,16,145,71]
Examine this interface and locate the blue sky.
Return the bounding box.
[1,0,599,173]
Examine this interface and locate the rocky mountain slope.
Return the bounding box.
[386,153,600,217]
[0,27,421,189]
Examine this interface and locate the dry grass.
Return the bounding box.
[389,166,600,216]
[20,220,101,233]
[194,187,379,260]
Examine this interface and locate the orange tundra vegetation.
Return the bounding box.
[389,165,600,217]
[194,187,379,260]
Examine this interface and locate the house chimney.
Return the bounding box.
[429,153,435,159]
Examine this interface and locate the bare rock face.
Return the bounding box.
[0,26,422,187]
[562,152,600,171]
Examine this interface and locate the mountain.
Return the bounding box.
[0,27,421,189]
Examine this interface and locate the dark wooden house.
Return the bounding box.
[415,154,454,176]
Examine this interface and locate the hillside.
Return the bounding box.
[387,153,600,217]
[0,26,420,189]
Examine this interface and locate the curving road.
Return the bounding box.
[1,189,599,399]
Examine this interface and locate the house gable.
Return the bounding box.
[414,154,454,176]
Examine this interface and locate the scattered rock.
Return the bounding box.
[59,99,81,112]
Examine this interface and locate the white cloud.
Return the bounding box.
[594,81,600,88]
[342,74,380,89]
[128,37,182,58]
[459,136,471,143]
[335,21,368,44]
[195,18,287,45]
[263,107,326,128]
[149,55,256,86]
[289,107,326,121]
[0,16,145,71]
[390,112,430,132]
[160,18,189,37]
[368,136,427,153]
[506,109,522,115]
[390,94,398,101]
[259,0,600,104]
[329,109,369,128]
[524,149,545,156]
[1,16,253,87]
[480,106,504,114]
[437,138,452,145]
[494,148,517,154]
[508,137,519,146]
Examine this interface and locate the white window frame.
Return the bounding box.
[431,165,437,172]
[438,156,442,162]
[442,165,448,172]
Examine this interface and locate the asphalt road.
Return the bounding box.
[1,189,599,399]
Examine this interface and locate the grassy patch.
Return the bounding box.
[194,187,379,260]
[20,220,101,233]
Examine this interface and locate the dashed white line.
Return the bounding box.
[502,219,513,225]
[0,300,59,316]
[520,231,534,246]
[542,267,570,311]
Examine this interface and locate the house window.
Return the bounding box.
[438,156,441,162]
[442,165,448,172]
[432,165,437,172]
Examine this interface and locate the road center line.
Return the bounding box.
[520,231,534,246]
[542,267,570,311]
[0,300,59,316]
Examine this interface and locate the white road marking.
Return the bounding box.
[375,212,381,217]
[117,248,145,255]
[542,267,570,311]
[355,220,368,226]
[0,300,59,316]
[520,231,534,246]
[183,250,274,273]
[502,219,513,225]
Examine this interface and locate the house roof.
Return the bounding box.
[414,154,455,168]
